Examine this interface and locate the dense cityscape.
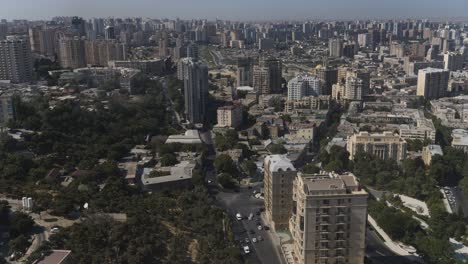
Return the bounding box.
[0,6,467,264]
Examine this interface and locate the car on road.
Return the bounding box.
[51,226,61,233]
[248,213,254,220]
[236,213,243,221]
[257,225,263,230]
[207,180,212,184]
[257,235,263,241]
[245,238,250,243]
[243,245,250,254]
[252,237,257,243]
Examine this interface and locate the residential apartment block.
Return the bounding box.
[290,172,368,264]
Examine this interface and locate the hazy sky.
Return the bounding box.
[2,0,468,21]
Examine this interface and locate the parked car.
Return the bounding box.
[257,235,263,241]
[257,225,263,230]
[245,238,250,243]
[252,237,258,243]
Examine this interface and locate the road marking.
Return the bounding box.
[376,250,385,256]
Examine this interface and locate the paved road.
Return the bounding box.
[210,181,284,264]
[365,227,416,264]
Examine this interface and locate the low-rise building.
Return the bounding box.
[347,131,407,161]
[140,160,196,191]
[452,129,468,152]
[216,105,243,128]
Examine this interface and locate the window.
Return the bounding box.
[322,199,330,205]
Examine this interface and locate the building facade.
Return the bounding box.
[179,58,208,125]
[0,35,33,83]
[347,131,407,161]
[216,105,243,128]
[58,37,86,69]
[290,172,368,264]
[416,68,450,100]
[264,155,297,231]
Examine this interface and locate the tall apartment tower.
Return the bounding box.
[237,57,253,87]
[0,94,15,127]
[28,26,41,52]
[0,22,7,39]
[159,38,169,58]
[257,57,282,94]
[317,66,338,95]
[179,58,208,125]
[253,65,270,94]
[84,40,126,66]
[58,37,86,69]
[328,38,343,57]
[264,155,297,231]
[288,74,322,100]
[0,35,33,83]
[344,76,364,101]
[186,43,199,60]
[416,68,450,99]
[38,28,57,57]
[443,52,464,71]
[105,26,115,40]
[290,172,368,264]
[347,131,407,161]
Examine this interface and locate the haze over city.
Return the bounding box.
[2,0,468,20]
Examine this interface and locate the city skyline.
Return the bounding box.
[2,0,468,21]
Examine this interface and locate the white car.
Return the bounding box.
[252,237,258,243]
[243,245,250,254]
[236,213,243,221]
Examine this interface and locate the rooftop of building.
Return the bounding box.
[452,129,468,146]
[165,130,202,144]
[37,250,71,264]
[300,172,367,196]
[264,154,296,173]
[141,160,196,186]
[424,144,443,156]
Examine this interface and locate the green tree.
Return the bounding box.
[160,153,178,166]
[241,160,257,177]
[214,154,237,174]
[268,143,287,154]
[218,173,237,189]
[10,212,34,237]
[302,163,320,174]
[8,235,30,254]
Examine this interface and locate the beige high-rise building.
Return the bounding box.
[347,131,407,161]
[264,155,297,231]
[58,37,86,69]
[28,26,41,52]
[443,52,464,71]
[290,172,368,264]
[253,65,271,94]
[216,105,243,128]
[390,42,405,58]
[237,57,253,87]
[85,40,126,66]
[343,76,364,101]
[328,38,343,57]
[253,57,282,94]
[416,68,449,99]
[0,35,33,83]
